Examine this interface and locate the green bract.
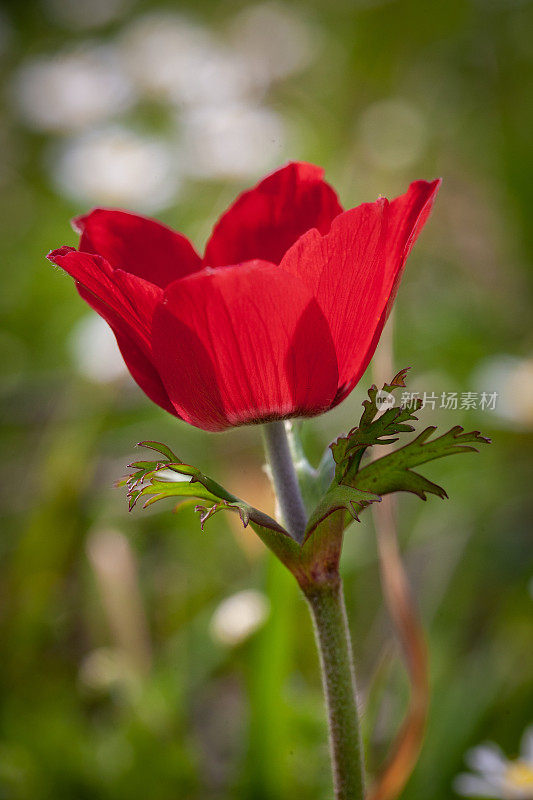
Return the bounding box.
[304,368,490,540]
[119,370,490,551]
[119,440,286,535]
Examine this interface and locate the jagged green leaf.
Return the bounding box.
[304,368,490,540]
[331,368,420,480]
[355,424,491,500]
[119,441,289,537]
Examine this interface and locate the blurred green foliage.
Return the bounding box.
[0,0,532,798]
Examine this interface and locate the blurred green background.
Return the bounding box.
[0,0,532,798]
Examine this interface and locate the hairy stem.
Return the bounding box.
[262,422,365,799]
[262,420,308,543]
[305,580,365,800]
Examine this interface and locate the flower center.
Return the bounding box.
[504,761,533,793]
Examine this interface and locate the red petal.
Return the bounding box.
[382,178,441,312]
[151,262,339,431]
[281,180,441,405]
[48,246,177,415]
[80,287,177,415]
[281,199,388,393]
[48,246,160,347]
[74,208,202,288]
[337,179,441,403]
[203,162,343,268]
[114,331,177,415]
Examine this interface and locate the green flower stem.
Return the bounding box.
[304,579,365,800]
[262,421,308,544]
[261,421,365,800]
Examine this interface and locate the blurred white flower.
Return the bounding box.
[49,125,180,212]
[210,590,269,646]
[472,355,533,429]
[43,0,133,30]
[358,98,427,171]
[69,314,127,384]
[228,2,318,87]
[12,45,134,133]
[454,726,533,799]
[181,103,285,179]
[119,12,251,107]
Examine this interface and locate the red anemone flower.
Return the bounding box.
[48,162,440,432]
